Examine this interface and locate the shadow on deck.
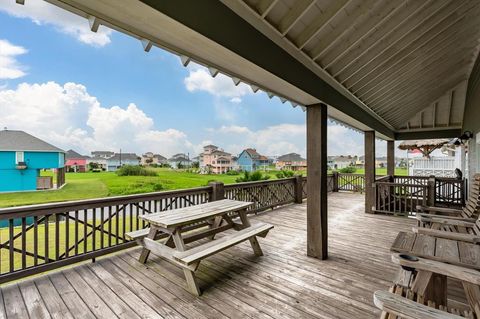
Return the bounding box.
[0,192,416,319]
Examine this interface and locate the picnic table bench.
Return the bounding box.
[125,199,273,295]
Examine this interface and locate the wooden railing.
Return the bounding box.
[374,175,466,216]
[0,173,463,283]
[0,187,211,283]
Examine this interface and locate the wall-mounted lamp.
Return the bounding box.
[453,131,474,146]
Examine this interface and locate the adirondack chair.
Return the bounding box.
[374,254,480,318]
[413,174,480,243]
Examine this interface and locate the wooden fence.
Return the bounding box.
[373,175,466,216]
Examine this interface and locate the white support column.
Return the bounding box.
[306,103,328,259]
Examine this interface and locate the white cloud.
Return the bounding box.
[184,66,252,99]
[0,81,193,156]
[0,0,112,46]
[0,39,27,79]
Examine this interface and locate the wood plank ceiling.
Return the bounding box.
[229,0,480,132]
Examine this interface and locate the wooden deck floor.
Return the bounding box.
[0,192,416,319]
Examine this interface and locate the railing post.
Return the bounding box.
[427,176,436,207]
[333,172,339,192]
[209,182,225,201]
[294,176,303,204]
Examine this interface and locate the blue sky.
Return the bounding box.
[0,0,388,158]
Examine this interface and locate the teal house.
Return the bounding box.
[0,130,66,193]
[237,148,269,172]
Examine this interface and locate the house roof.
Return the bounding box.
[0,130,64,153]
[66,149,90,160]
[277,153,306,162]
[243,148,268,161]
[107,153,140,161]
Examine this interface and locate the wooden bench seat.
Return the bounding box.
[174,222,273,266]
[374,288,473,319]
[125,228,150,241]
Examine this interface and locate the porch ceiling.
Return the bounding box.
[226,0,480,132]
[42,0,480,139]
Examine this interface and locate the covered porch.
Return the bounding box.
[6,0,480,317]
[0,192,431,319]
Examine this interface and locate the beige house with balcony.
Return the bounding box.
[200,145,234,174]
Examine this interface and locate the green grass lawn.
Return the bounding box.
[0,168,279,207]
[0,167,407,208]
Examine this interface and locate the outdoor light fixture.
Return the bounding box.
[454,131,474,146]
[460,131,474,141]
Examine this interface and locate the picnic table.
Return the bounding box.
[390,231,480,316]
[126,199,273,295]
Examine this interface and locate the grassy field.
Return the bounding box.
[0,167,407,208]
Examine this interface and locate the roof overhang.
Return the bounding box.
[40,0,480,141]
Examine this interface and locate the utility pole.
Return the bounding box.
[119,149,122,167]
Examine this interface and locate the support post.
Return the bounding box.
[427,175,436,207]
[332,171,339,192]
[306,103,328,259]
[365,131,376,214]
[209,182,225,201]
[294,175,303,204]
[387,140,395,177]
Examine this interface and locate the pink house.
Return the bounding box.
[65,149,89,172]
[200,145,233,174]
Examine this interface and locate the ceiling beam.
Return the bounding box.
[339,0,473,87]
[139,0,395,138]
[354,20,480,99]
[223,0,395,130]
[395,129,461,140]
[322,0,404,69]
[257,0,278,18]
[367,39,478,108]
[295,0,351,49]
[309,0,377,61]
[331,0,451,79]
[278,0,315,36]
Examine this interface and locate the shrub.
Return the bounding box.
[116,165,157,176]
[226,170,240,175]
[236,171,270,183]
[275,170,295,179]
[339,166,357,174]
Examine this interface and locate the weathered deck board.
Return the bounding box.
[0,193,423,319]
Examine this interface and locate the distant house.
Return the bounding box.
[91,151,114,159]
[65,149,90,172]
[141,152,167,166]
[168,153,192,169]
[237,148,269,172]
[200,145,233,174]
[87,156,108,171]
[276,153,307,171]
[106,153,140,171]
[0,129,66,192]
[327,155,356,170]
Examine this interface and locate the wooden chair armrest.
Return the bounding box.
[416,205,463,215]
[418,216,476,227]
[416,213,476,222]
[412,227,480,244]
[373,290,464,319]
[391,253,480,285]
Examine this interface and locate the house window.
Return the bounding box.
[15,151,24,164]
